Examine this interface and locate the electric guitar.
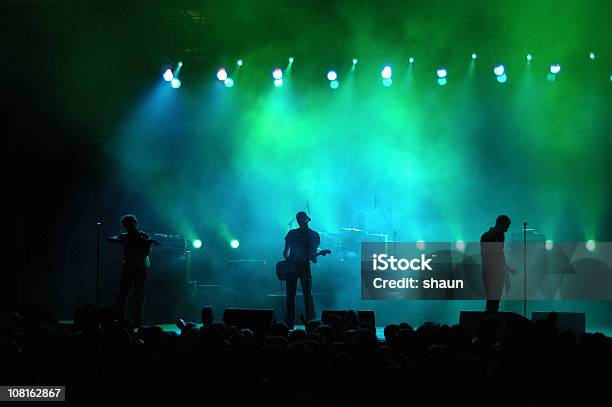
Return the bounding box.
[275,249,331,281]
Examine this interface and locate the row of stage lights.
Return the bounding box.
[191,239,240,250]
[189,237,597,253]
[448,239,597,253]
[385,240,598,253]
[163,52,609,89]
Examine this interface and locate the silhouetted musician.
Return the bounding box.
[108,214,158,326]
[282,211,320,329]
[480,214,516,312]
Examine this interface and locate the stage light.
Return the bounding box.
[526,54,533,62]
[494,64,505,76]
[224,78,234,88]
[586,240,596,252]
[382,78,392,87]
[381,65,392,79]
[352,58,358,65]
[237,59,243,66]
[416,241,425,250]
[163,68,173,82]
[589,52,595,60]
[327,70,337,81]
[455,241,466,252]
[545,240,553,251]
[230,239,240,249]
[192,239,202,249]
[496,74,507,83]
[170,78,181,89]
[550,64,561,74]
[547,73,556,82]
[288,57,294,64]
[274,78,283,87]
[436,68,447,79]
[610,74,612,82]
[217,68,228,81]
[273,68,283,80]
[437,78,447,86]
[409,57,415,64]
[330,80,339,89]
[471,53,477,60]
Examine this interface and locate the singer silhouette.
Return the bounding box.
[480,215,516,312]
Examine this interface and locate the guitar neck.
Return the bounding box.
[314,249,330,258]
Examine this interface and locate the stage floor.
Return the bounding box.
[58,320,612,339]
[158,323,612,340]
[158,323,388,339]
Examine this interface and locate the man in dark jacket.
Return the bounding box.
[480,214,516,312]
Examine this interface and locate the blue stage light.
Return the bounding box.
[381,65,392,79]
[586,240,596,252]
[217,68,228,81]
[550,64,561,74]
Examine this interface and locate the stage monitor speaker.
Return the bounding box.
[321,310,376,327]
[16,305,59,326]
[459,311,523,338]
[531,312,585,337]
[223,308,276,331]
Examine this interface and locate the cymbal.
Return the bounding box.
[340,227,364,232]
[366,233,388,237]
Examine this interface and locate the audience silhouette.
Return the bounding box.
[1,307,611,404]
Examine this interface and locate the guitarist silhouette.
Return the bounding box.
[281,211,329,329]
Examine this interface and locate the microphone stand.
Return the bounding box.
[523,222,527,318]
[96,221,101,307]
[374,195,400,256]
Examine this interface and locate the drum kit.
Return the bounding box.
[320,227,390,260]
[311,226,391,293]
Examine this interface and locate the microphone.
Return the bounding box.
[306,200,311,213]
